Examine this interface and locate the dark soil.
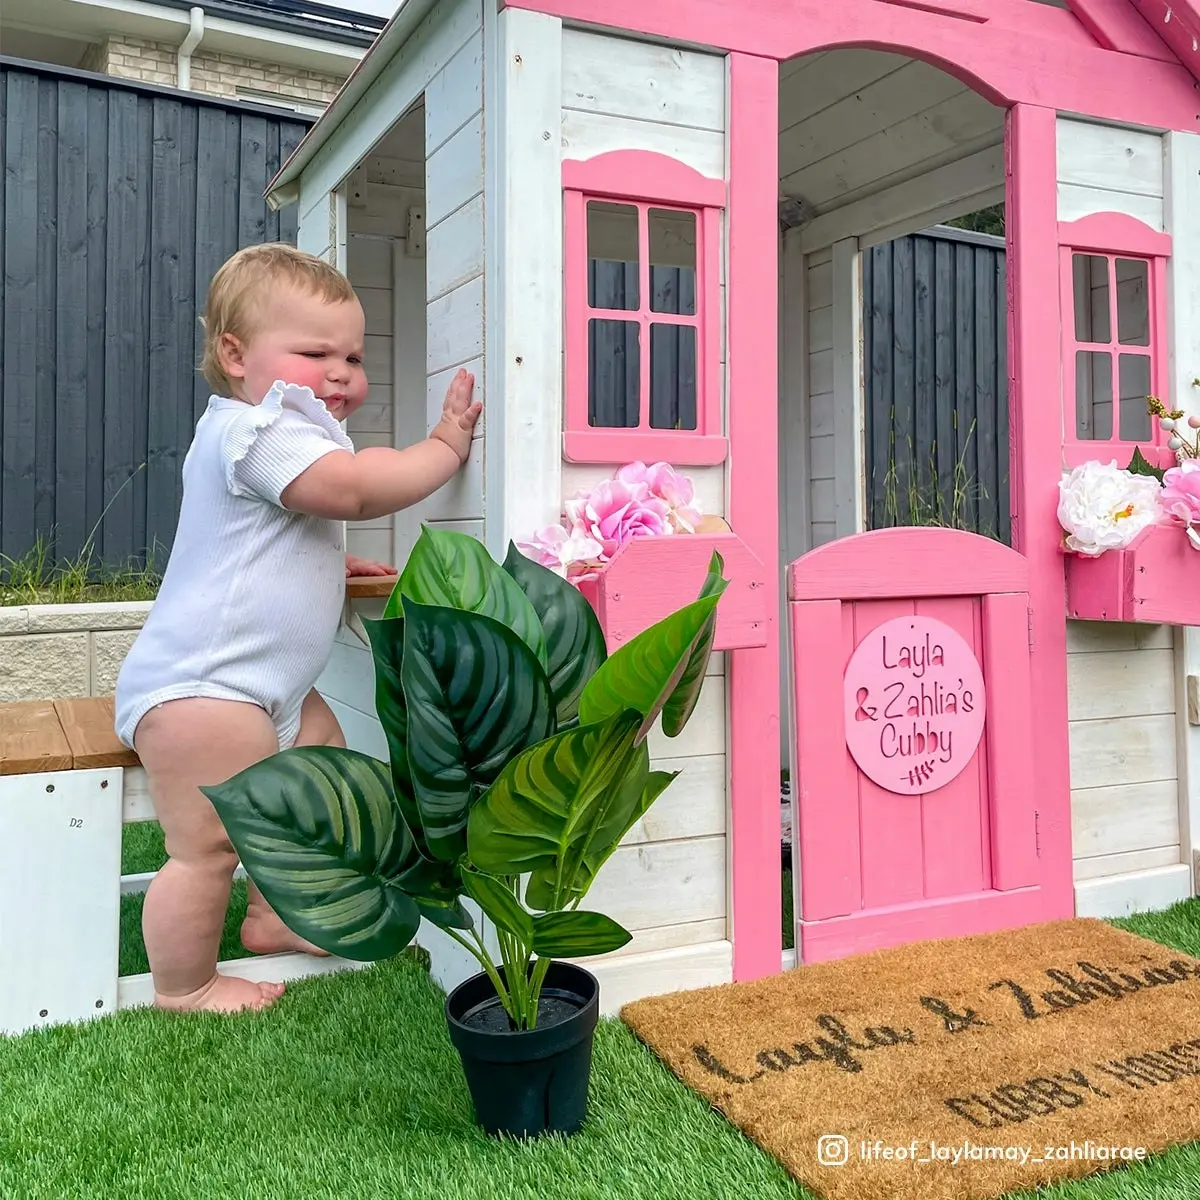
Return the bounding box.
[461,994,580,1033]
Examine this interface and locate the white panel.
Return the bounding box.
[1073,846,1181,881]
[571,940,732,1014]
[363,334,394,386]
[623,754,726,844]
[496,9,564,548]
[316,639,376,713]
[298,0,480,205]
[779,62,964,184]
[1057,120,1164,198]
[346,527,395,565]
[348,183,414,238]
[810,477,836,525]
[810,392,834,438]
[1071,778,1179,859]
[426,193,484,302]
[1057,184,1164,230]
[426,113,484,229]
[1068,713,1177,790]
[1,769,122,1034]
[425,28,484,156]
[561,28,725,131]
[419,451,484,521]
[587,836,726,931]
[792,92,1002,211]
[347,235,394,288]
[1074,864,1191,918]
[560,109,725,178]
[1066,648,1175,721]
[350,402,393,435]
[426,274,484,374]
[779,49,911,131]
[800,144,1004,253]
[394,244,429,565]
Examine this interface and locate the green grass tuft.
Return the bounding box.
[0,530,161,606]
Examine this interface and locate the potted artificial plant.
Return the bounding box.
[203,526,727,1138]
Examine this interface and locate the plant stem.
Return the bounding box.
[444,926,512,1018]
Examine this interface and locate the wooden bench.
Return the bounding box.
[0,694,365,1037]
[0,696,139,776]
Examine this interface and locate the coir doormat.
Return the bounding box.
[621,919,1200,1200]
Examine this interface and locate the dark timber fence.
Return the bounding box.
[862,224,1010,545]
[0,57,312,569]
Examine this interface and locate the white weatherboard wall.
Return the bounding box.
[545,26,732,994]
[1058,118,1190,916]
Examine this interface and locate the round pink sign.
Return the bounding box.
[843,615,986,796]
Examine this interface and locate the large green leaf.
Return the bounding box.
[524,768,677,911]
[662,551,726,737]
[502,542,607,728]
[359,614,429,854]
[531,910,631,957]
[576,553,728,741]
[461,870,534,941]
[402,599,555,861]
[387,526,548,670]
[467,710,647,908]
[200,746,455,961]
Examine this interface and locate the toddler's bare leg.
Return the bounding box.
[240,688,344,958]
[134,697,286,1014]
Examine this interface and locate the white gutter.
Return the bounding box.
[176,6,205,90]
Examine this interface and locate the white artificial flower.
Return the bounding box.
[1057,460,1162,556]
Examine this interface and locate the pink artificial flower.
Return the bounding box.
[516,522,604,577]
[1160,459,1200,528]
[564,478,670,558]
[614,461,703,533]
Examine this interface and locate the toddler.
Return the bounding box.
[114,243,481,1014]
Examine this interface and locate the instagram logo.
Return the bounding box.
[817,1135,850,1167]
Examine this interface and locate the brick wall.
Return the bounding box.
[82,34,346,108]
[0,603,152,701]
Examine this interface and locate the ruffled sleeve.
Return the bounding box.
[220,381,355,507]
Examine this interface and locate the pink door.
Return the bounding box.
[788,526,1055,963]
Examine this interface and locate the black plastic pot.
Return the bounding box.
[444,961,600,1138]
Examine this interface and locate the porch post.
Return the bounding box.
[1006,103,1076,916]
[727,51,782,979]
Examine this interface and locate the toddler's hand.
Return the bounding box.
[430,369,481,465]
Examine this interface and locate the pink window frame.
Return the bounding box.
[562,150,728,465]
[1058,212,1172,468]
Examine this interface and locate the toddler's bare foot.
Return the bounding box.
[240,909,331,958]
[155,973,285,1014]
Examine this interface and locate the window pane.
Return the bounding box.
[1075,350,1113,440]
[649,324,698,430]
[649,208,697,315]
[1116,258,1150,346]
[587,202,639,310]
[588,318,641,427]
[1118,354,1152,440]
[1072,253,1111,344]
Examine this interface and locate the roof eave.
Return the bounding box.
[265,0,440,206]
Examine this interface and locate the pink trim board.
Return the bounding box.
[725,53,781,983]
[503,0,1200,131]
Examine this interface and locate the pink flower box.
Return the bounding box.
[1064,522,1200,623]
[574,532,769,652]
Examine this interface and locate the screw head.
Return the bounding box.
[100,779,109,789]
[45,784,54,794]
[39,1009,48,1018]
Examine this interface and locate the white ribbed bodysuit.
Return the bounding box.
[114,382,353,751]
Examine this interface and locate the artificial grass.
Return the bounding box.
[88,831,1200,1198]
[119,821,257,977]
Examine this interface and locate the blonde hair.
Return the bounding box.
[201,243,357,394]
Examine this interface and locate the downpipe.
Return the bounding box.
[177,7,205,91]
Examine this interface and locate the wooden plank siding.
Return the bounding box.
[0,60,311,570]
[861,224,1010,546]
